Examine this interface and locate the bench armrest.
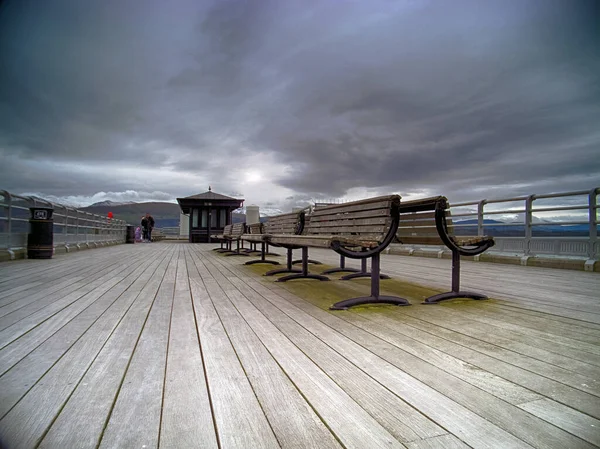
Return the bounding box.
[434,205,495,256]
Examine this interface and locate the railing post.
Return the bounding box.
[64,206,69,251]
[477,200,486,236]
[4,191,15,258]
[589,188,598,260]
[7,191,12,246]
[75,209,79,248]
[524,194,535,256]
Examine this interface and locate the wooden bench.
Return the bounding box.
[396,196,495,304]
[223,222,249,256]
[212,224,232,252]
[267,195,407,310]
[240,222,280,266]
[241,211,306,274]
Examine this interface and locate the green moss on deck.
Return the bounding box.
[242,261,494,311]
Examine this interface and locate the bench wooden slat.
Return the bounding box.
[241,234,266,243]
[309,209,389,222]
[305,224,388,235]
[310,198,395,218]
[308,217,388,227]
[268,235,382,249]
[247,223,262,234]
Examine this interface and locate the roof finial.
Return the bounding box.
[209,185,212,191]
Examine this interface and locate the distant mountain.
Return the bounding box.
[88,200,137,207]
[80,201,265,227]
[453,218,596,237]
[81,201,181,227]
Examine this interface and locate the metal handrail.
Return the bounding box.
[2,187,598,261]
[445,187,599,259]
[1,190,128,259]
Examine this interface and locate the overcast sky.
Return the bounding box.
[0,0,599,211]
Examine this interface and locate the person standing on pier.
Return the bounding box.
[142,212,155,242]
[141,215,148,242]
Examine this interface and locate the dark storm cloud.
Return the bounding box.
[0,0,599,205]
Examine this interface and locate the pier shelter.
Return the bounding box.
[176,188,244,243]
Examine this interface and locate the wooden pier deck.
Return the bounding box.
[0,243,598,449]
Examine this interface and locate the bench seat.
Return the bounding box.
[268,234,382,249]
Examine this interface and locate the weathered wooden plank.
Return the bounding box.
[473,303,600,344]
[0,252,150,371]
[214,254,526,448]
[0,248,127,287]
[397,305,600,376]
[518,398,600,447]
[0,255,135,330]
[310,196,398,217]
[383,310,600,417]
[270,234,384,249]
[259,282,594,449]
[98,248,179,449]
[214,273,448,444]
[0,263,111,318]
[406,434,470,449]
[307,217,388,227]
[190,249,342,449]
[0,250,171,449]
[159,249,218,449]
[334,312,542,405]
[0,250,165,418]
[356,309,600,412]
[310,208,388,222]
[187,250,281,449]
[37,248,175,449]
[199,256,407,449]
[454,304,600,357]
[306,224,388,234]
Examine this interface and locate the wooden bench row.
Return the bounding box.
[213,195,495,309]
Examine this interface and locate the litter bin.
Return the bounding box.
[126,225,135,244]
[28,207,54,259]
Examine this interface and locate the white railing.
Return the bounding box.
[423,187,599,260]
[1,190,128,259]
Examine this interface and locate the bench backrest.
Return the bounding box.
[246,222,262,234]
[396,196,453,245]
[263,211,304,235]
[222,224,233,236]
[304,195,401,241]
[231,222,246,237]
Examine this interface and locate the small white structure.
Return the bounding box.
[246,205,260,225]
[179,211,189,237]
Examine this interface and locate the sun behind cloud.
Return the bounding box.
[245,170,262,183]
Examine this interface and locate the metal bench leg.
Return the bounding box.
[423,250,488,304]
[265,248,302,276]
[292,248,322,266]
[322,254,361,275]
[242,242,262,254]
[214,240,230,252]
[264,243,280,257]
[330,253,410,310]
[340,258,390,280]
[217,240,234,254]
[245,241,280,265]
[225,239,249,256]
[276,247,329,282]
